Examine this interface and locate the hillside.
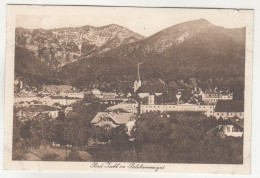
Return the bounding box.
[59,19,245,92]
[15,24,145,69]
[14,45,63,87]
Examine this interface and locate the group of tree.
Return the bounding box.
[13,97,243,163]
[86,111,243,164]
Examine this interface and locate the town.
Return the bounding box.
[13,62,244,162]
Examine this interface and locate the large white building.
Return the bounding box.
[140,103,214,117]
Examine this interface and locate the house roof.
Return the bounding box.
[135,82,165,94]
[91,112,136,125]
[229,116,244,129]
[50,96,79,100]
[123,99,138,104]
[215,100,244,112]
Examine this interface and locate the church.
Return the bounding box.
[133,62,164,98]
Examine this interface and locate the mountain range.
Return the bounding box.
[15,19,246,91]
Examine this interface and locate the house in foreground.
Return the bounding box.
[220,117,244,137]
[91,112,137,135]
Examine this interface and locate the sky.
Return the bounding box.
[15,6,251,37]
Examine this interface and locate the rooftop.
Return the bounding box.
[215,100,244,112]
[91,112,136,125]
[135,82,165,94]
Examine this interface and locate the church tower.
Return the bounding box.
[134,63,141,93]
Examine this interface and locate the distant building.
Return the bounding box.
[101,93,129,106]
[133,62,164,97]
[195,88,233,104]
[214,100,244,119]
[91,89,102,97]
[16,105,59,119]
[91,112,137,134]
[40,96,79,106]
[59,91,84,99]
[14,96,41,104]
[135,83,164,98]
[15,100,42,107]
[107,99,139,114]
[102,93,116,100]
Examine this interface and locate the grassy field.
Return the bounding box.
[24,147,93,161]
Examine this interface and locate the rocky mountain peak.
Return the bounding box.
[15,24,145,69]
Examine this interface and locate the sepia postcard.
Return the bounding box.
[4,5,253,174]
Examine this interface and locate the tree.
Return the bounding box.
[110,125,130,152]
[12,115,28,160]
[133,112,172,144]
[138,143,170,163]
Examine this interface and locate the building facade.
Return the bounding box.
[140,103,214,117]
[196,89,233,104]
[214,100,244,119]
[107,99,139,114]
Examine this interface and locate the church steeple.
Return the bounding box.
[134,62,142,93]
[137,63,140,81]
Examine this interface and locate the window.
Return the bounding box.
[130,117,135,121]
[227,126,230,132]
